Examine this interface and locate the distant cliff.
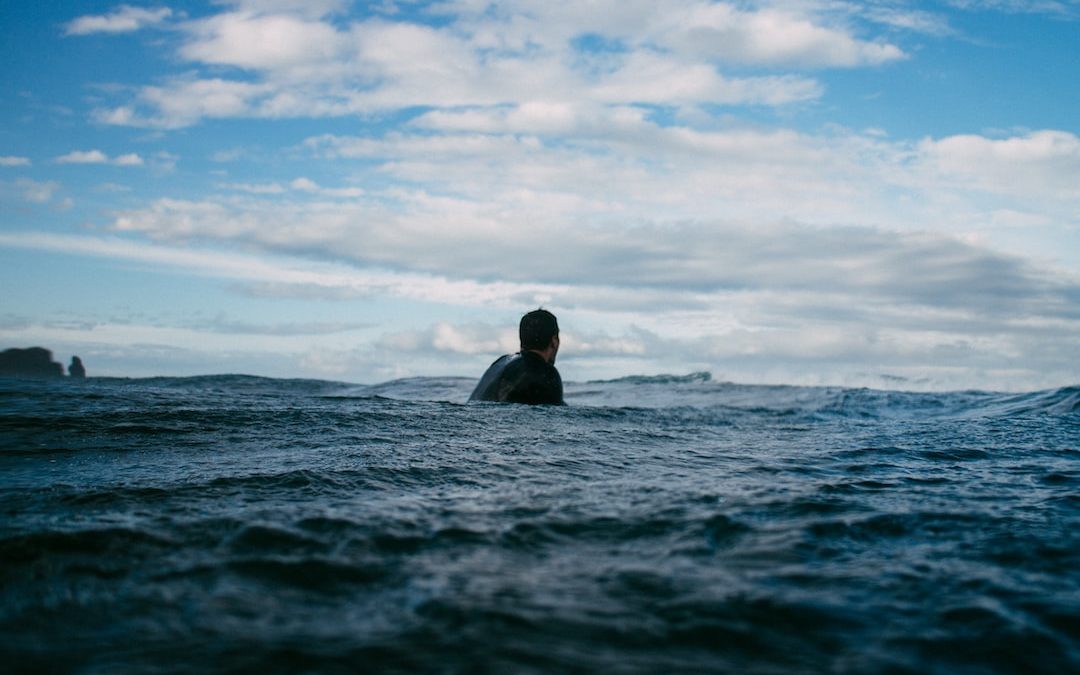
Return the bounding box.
[0,347,69,378]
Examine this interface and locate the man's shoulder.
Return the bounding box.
[469,353,518,401]
[485,353,516,368]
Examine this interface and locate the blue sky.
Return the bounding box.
[1,0,1078,390]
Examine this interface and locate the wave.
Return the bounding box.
[977,385,1080,416]
[564,379,1080,419]
[5,372,1077,419]
[587,371,714,385]
[97,373,350,394]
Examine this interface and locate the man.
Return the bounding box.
[469,309,565,405]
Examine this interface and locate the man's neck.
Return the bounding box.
[524,348,555,365]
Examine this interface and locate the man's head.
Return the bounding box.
[519,309,559,361]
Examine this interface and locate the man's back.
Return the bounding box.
[469,352,565,405]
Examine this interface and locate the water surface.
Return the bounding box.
[2,374,1077,673]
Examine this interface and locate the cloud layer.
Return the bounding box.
[82,0,910,128]
[3,222,1076,390]
[111,123,1080,276]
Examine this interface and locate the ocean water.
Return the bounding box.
[1,373,1077,674]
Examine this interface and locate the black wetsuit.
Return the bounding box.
[469,351,565,405]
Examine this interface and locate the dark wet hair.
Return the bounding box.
[519,309,559,351]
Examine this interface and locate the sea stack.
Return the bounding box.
[69,356,86,378]
[0,347,65,378]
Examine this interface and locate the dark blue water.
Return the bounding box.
[1,374,1077,674]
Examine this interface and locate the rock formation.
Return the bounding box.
[0,347,65,378]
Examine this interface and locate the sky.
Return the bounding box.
[1,0,1078,390]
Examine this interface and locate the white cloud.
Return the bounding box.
[57,150,109,164]
[217,178,365,197]
[916,130,1080,198]
[0,232,568,309]
[64,5,173,35]
[114,153,146,166]
[188,314,371,336]
[590,51,823,105]
[381,321,516,355]
[211,148,248,163]
[11,179,61,203]
[568,331,649,356]
[289,177,365,197]
[133,78,275,128]
[658,4,905,67]
[180,11,349,70]
[945,0,1077,16]
[91,1,914,127]
[0,156,31,167]
[96,182,134,193]
[219,182,287,195]
[221,0,349,18]
[94,106,139,126]
[56,150,145,166]
[858,5,954,36]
